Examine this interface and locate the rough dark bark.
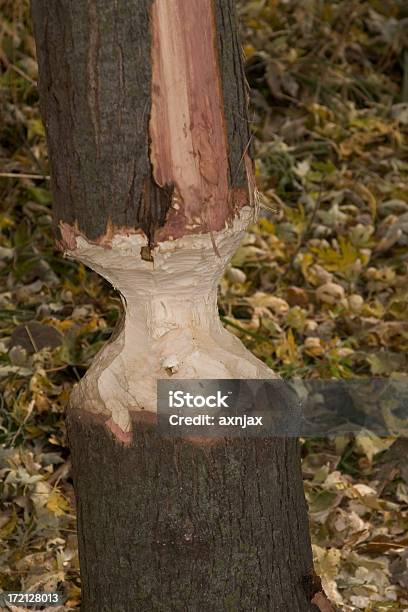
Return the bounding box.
[214,0,251,187]
[31,0,154,241]
[67,409,316,612]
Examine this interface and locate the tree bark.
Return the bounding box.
[31,1,321,610]
[68,409,315,612]
[30,0,250,246]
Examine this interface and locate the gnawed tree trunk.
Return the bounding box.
[31,1,325,610]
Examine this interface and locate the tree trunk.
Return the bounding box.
[31,1,322,610]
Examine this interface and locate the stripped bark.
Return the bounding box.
[31,0,250,246]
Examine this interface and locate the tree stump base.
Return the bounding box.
[67,406,316,612]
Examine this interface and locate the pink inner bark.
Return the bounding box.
[150,0,234,241]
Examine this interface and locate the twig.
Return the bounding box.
[221,316,272,343]
[0,49,37,86]
[24,324,39,353]
[0,172,50,180]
